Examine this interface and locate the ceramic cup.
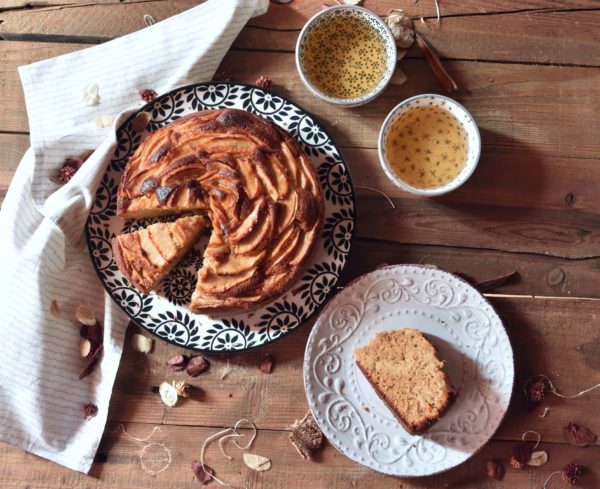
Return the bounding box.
[295,5,397,107]
[378,94,481,196]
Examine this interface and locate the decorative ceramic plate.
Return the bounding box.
[304,265,514,476]
[85,82,355,352]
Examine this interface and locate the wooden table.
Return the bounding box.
[1,1,599,487]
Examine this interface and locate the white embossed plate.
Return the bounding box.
[304,265,514,476]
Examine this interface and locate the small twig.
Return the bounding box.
[521,430,541,450]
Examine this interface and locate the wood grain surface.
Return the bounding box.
[0,1,599,488]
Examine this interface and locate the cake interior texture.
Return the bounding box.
[354,328,455,434]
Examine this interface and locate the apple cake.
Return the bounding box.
[115,109,324,313]
[112,215,208,294]
[355,328,455,434]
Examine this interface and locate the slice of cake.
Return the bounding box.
[112,215,208,294]
[354,328,455,435]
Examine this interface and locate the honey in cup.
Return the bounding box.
[300,13,388,100]
[385,106,468,189]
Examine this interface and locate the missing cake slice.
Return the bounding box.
[354,328,455,435]
[112,215,208,294]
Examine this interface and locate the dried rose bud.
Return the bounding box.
[191,460,214,485]
[140,88,158,103]
[172,379,192,398]
[486,459,505,480]
[259,354,274,374]
[255,76,273,89]
[166,354,189,372]
[57,162,78,184]
[83,403,98,418]
[186,355,210,377]
[562,463,584,484]
[563,422,597,447]
[524,376,549,403]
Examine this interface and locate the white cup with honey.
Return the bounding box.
[378,94,481,196]
[296,5,397,107]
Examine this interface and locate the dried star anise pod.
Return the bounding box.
[524,375,549,403]
[191,460,214,485]
[510,442,533,469]
[166,354,189,372]
[561,463,584,484]
[186,355,210,377]
[486,459,505,480]
[259,354,274,374]
[255,76,273,89]
[83,403,98,418]
[140,88,158,103]
[563,422,597,447]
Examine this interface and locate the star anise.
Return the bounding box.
[255,76,273,89]
[561,463,584,484]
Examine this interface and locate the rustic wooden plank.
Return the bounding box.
[0,423,598,489]
[3,6,600,67]
[0,133,26,205]
[105,297,600,446]
[2,44,599,160]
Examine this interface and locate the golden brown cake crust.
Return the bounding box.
[116,109,324,313]
[355,329,456,435]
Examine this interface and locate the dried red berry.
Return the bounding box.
[561,463,584,484]
[191,460,214,485]
[486,459,505,480]
[83,403,98,418]
[563,422,597,447]
[259,354,274,374]
[255,76,273,89]
[140,88,158,103]
[186,355,210,377]
[166,354,189,372]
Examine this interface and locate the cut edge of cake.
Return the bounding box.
[111,214,208,295]
[354,328,456,435]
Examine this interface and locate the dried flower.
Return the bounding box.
[385,9,414,48]
[84,403,98,418]
[486,459,505,480]
[191,460,214,485]
[510,442,533,469]
[242,453,271,471]
[524,374,549,402]
[562,463,584,484]
[527,450,548,467]
[167,354,189,372]
[159,381,178,407]
[172,380,192,398]
[563,422,597,447]
[131,334,154,354]
[186,355,210,377]
[259,354,274,374]
[255,76,273,89]
[82,84,100,105]
[57,162,78,184]
[140,88,158,103]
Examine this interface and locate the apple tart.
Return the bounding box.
[115,109,324,313]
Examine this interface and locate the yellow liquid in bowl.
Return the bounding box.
[385,106,468,189]
[301,14,387,99]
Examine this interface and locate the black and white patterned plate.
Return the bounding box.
[85,82,356,352]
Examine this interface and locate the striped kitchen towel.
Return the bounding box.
[0,0,268,473]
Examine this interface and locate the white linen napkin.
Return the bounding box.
[0,0,268,473]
